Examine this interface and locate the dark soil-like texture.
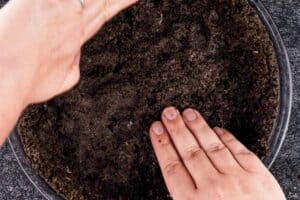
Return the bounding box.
[18,0,279,199]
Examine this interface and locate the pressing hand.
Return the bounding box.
[149,107,286,200]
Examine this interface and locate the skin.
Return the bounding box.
[0,0,286,199]
[0,0,137,143]
[150,107,286,200]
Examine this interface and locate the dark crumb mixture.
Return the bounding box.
[18,0,279,199]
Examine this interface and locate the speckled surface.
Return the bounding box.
[0,0,299,200]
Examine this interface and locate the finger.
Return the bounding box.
[84,0,138,40]
[149,121,196,199]
[214,128,267,173]
[161,107,219,185]
[182,109,243,174]
[58,52,81,94]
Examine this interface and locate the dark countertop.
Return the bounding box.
[0,0,299,199]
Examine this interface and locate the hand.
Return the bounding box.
[149,107,286,200]
[0,0,137,144]
[0,0,137,106]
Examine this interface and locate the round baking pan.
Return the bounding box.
[8,0,292,199]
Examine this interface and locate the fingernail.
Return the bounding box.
[163,107,178,120]
[183,109,197,121]
[214,127,224,135]
[152,122,164,135]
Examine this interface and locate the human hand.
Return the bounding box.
[0,0,137,107]
[149,107,286,200]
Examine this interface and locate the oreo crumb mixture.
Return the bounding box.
[18,0,279,199]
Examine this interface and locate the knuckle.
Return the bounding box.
[225,136,236,144]
[182,147,203,161]
[206,143,226,154]
[223,134,237,144]
[163,160,182,176]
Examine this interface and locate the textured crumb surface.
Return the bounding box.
[17,0,279,199]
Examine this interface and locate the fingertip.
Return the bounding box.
[182,108,208,129]
[182,108,198,122]
[162,106,179,120]
[150,121,165,136]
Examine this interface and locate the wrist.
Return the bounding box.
[0,63,29,145]
[0,59,30,109]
